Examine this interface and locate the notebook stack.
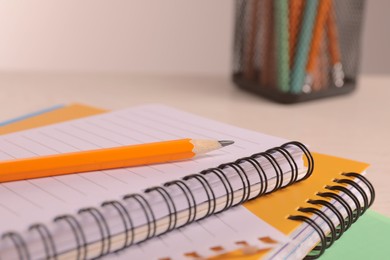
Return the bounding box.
[0,104,388,259]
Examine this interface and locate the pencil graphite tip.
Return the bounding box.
[218,140,234,147]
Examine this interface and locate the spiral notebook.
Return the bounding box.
[0,104,315,259]
[0,104,377,259]
[242,154,373,259]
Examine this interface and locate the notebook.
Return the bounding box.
[0,104,377,259]
[0,104,312,259]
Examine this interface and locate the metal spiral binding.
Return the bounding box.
[2,141,313,259]
[201,167,235,212]
[164,180,197,224]
[122,193,157,241]
[288,172,375,259]
[29,224,57,260]
[342,172,376,208]
[101,200,135,251]
[251,151,284,193]
[183,173,218,220]
[53,214,87,260]
[282,141,314,181]
[145,186,178,234]
[306,199,345,240]
[220,162,252,204]
[266,146,299,186]
[298,207,337,249]
[288,215,327,259]
[78,207,112,257]
[317,191,354,231]
[1,232,30,260]
[325,185,362,223]
[235,156,267,198]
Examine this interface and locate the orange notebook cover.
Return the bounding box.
[213,153,369,259]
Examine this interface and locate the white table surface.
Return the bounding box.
[0,73,389,217]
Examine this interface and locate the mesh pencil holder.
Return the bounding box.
[232,0,365,104]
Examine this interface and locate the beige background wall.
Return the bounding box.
[360,1,390,74]
[0,0,387,75]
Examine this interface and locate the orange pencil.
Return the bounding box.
[319,31,330,90]
[289,0,305,67]
[0,139,234,183]
[304,0,331,92]
[312,46,322,91]
[327,0,345,87]
[260,0,275,87]
[312,32,329,91]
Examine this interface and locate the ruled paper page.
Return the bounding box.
[0,104,290,257]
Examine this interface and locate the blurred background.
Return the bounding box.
[0,0,387,76]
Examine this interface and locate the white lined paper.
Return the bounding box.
[0,104,291,259]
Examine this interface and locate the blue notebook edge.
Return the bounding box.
[0,104,65,127]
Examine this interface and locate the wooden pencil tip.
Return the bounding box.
[218,140,235,147]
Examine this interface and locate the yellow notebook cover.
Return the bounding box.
[0,104,105,135]
[0,104,370,260]
[212,153,369,259]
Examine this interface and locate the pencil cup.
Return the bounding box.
[232,0,365,104]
